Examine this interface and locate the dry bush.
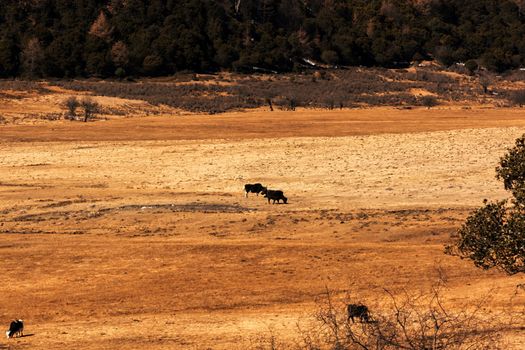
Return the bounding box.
[40,113,62,121]
[508,89,525,107]
[408,70,456,84]
[503,70,525,82]
[64,96,79,119]
[448,63,471,76]
[303,285,509,350]
[0,80,50,98]
[419,95,439,109]
[253,281,520,350]
[250,329,288,350]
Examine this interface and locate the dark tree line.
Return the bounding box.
[2,0,525,78]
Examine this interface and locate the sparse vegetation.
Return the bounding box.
[255,283,512,350]
[45,67,479,114]
[0,65,518,119]
[0,80,50,98]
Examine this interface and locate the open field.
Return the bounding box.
[1,105,525,348]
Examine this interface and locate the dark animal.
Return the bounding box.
[244,183,267,197]
[263,189,287,204]
[347,304,370,323]
[6,319,23,338]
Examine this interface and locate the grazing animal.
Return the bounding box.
[6,319,23,338]
[244,183,266,197]
[263,189,288,204]
[347,304,370,323]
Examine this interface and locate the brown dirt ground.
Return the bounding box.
[1,106,525,349]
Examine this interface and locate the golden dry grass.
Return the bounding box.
[1,99,525,348]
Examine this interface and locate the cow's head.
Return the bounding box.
[260,187,267,195]
[5,330,10,338]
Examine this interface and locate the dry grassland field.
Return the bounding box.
[1,82,525,349]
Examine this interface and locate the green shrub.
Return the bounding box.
[447,134,525,275]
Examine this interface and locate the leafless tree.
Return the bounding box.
[479,75,491,94]
[64,96,79,119]
[80,97,99,122]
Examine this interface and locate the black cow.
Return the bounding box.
[263,189,287,204]
[244,183,267,197]
[347,304,370,323]
[5,319,23,338]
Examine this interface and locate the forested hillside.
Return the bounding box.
[2,0,525,78]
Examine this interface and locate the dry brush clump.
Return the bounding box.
[64,96,80,119]
[311,288,505,349]
[253,282,520,350]
[45,66,508,114]
[419,95,439,109]
[508,89,525,107]
[0,80,51,98]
